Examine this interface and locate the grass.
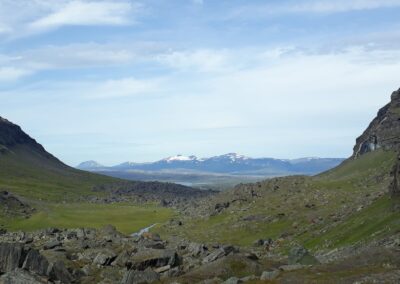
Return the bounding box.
[0,145,119,201]
[159,150,400,250]
[303,196,400,250]
[0,203,175,234]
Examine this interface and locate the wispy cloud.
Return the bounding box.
[230,0,400,18]
[0,0,141,38]
[29,1,137,31]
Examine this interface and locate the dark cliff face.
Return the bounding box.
[352,88,400,158]
[0,116,59,163]
[0,117,44,150]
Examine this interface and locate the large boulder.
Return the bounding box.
[93,249,117,266]
[0,243,27,273]
[131,249,180,270]
[22,249,50,277]
[48,260,74,284]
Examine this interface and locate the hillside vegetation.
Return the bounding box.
[157,149,399,251]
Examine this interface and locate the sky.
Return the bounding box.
[1,0,400,166]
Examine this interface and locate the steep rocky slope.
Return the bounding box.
[353,88,400,158]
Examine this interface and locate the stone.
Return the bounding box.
[288,246,319,265]
[93,249,117,266]
[154,264,171,273]
[245,253,258,260]
[22,249,50,276]
[120,268,160,284]
[202,246,237,264]
[48,260,74,284]
[43,240,62,250]
[222,277,242,284]
[131,249,180,270]
[0,243,27,273]
[202,249,225,264]
[112,250,136,268]
[260,270,280,280]
[187,242,208,257]
[0,268,47,284]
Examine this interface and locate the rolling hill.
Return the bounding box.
[0,117,208,202]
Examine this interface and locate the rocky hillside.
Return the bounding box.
[353,88,400,158]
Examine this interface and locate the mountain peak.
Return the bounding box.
[213,153,250,161]
[77,160,104,169]
[353,88,400,158]
[163,155,198,162]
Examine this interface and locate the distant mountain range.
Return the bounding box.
[77,153,345,176]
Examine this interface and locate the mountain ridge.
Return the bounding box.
[77,153,345,176]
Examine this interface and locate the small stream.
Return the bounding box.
[131,223,157,237]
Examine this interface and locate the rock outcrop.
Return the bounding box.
[353,88,400,158]
[0,191,35,218]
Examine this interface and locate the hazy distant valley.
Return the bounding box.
[77,154,344,189]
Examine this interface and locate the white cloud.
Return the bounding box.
[20,43,138,68]
[29,1,137,31]
[0,67,32,82]
[0,0,140,37]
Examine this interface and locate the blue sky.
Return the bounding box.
[1,0,400,165]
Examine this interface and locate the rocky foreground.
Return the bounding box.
[0,223,399,284]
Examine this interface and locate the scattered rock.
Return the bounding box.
[222,276,242,284]
[131,249,180,270]
[121,268,160,284]
[261,270,280,280]
[0,268,47,284]
[43,240,62,250]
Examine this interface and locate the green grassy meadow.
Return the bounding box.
[1,203,174,234]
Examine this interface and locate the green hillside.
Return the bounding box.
[0,145,117,201]
[158,149,400,251]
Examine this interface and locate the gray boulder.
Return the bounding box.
[288,246,319,265]
[93,249,117,266]
[43,240,62,250]
[202,246,237,264]
[131,249,180,270]
[48,260,74,284]
[22,249,50,276]
[0,243,26,273]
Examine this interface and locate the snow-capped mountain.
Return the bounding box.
[163,155,198,162]
[76,160,105,170]
[77,153,344,176]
